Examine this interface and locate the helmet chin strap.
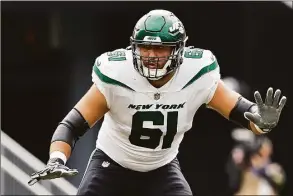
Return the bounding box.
[141,59,172,80]
[147,76,163,81]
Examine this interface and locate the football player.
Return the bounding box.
[28,9,287,195]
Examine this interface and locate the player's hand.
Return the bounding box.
[28,158,78,186]
[244,87,287,132]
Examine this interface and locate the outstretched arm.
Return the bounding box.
[29,84,109,185]
[207,80,286,134]
[50,84,109,160]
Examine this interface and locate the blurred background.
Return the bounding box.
[1,1,292,195]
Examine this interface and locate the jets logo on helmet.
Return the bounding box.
[169,22,185,35]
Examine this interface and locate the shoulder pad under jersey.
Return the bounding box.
[92,48,136,91]
[175,47,220,90]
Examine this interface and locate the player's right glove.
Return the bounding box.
[28,158,78,186]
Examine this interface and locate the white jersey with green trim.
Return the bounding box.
[91,47,221,172]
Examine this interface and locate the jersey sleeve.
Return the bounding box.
[91,54,113,109]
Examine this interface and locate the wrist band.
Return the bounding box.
[50,151,67,164]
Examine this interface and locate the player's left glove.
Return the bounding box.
[244,87,287,133]
[28,158,78,186]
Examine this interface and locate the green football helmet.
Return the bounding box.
[130,10,188,80]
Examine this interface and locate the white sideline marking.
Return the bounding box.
[1,155,53,195]
[1,131,78,195]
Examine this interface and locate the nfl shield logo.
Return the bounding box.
[154,93,160,100]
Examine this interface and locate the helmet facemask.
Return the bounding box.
[131,38,187,80]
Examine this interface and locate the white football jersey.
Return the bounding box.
[91,47,221,172]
